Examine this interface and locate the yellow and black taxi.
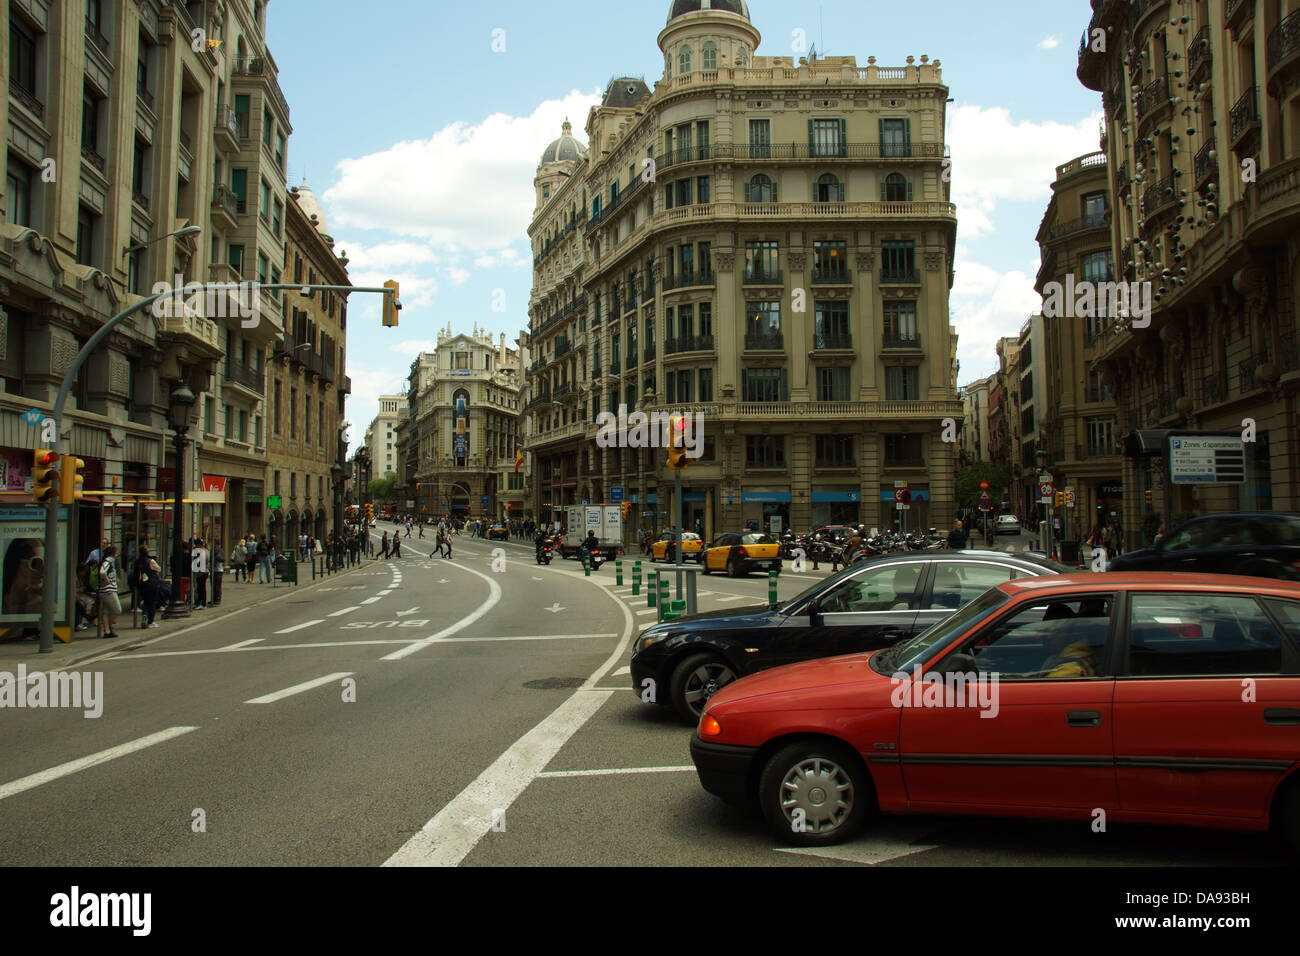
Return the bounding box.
[650,531,704,563]
[701,532,782,577]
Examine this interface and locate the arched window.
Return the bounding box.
[816,174,843,203]
[679,45,692,75]
[702,41,718,70]
[746,174,777,203]
[883,173,912,202]
[736,49,748,67]
[665,55,672,80]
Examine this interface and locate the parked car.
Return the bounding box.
[633,550,1063,722]
[650,531,703,563]
[1108,513,1300,579]
[995,514,1021,536]
[691,571,1300,850]
[700,532,782,578]
[488,524,509,541]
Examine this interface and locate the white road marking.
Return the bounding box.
[274,620,323,634]
[378,589,393,596]
[328,606,360,617]
[395,607,420,616]
[636,609,656,616]
[220,638,264,650]
[713,594,744,602]
[0,727,200,802]
[437,633,616,644]
[381,562,502,661]
[383,688,613,866]
[536,765,694,778]
[543,603,565,613]
[774,831,940,865]
[111,640,419,659]
[245,671,355,705]
[360,596,381,604]
[611,665,631,677]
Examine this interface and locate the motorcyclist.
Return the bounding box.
[581,531,601,567]
[535,529,551,560]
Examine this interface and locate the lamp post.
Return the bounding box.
[331,463,344,536]
[162,382,196,619]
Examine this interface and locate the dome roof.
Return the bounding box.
[603,77,651,108]
[293,180,332,242]
[667,0,750,22]
[540,120,587,166]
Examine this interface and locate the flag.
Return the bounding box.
[514,448,524,474]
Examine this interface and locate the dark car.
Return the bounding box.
[632,549,1064,722]
[1107,512,1300,580]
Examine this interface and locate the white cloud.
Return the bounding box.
[448,266,471,284]
[336,239,440,272]
[323,90,602,253]
[950,257,1042,383]
[947,105,1102,238]
[1038,35,1060,50]
[390,338,438,354]
[341,365,409,447]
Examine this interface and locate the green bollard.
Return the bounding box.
[647,570,658,607]
[616,558,623,586]
[671,599,685,615]
[584,554,591,577]
[658,576,670,622]
[768,569,778,605]
[632,561,642,596]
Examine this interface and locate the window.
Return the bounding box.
[745,301,781,344]
[819,564,921,613]
[228,243,245,275]
[234,94,250,136]
[748,119,771,158]
[10,16,38,97]
[1128,593,1282,676]
[272,199,282,236]
[813,241,846,279]
[746,435,786,467]
[224,403,233,439]
[885,366,920,400]
[260,180,271,221]
[885,433,924,466]
[230,167,247,208]
[926,563,1018,611]
[699,302,713,337]
[674,178,692,206]
[318,400,324,445]
[744,240,779,279]
[883,301,919,343]
[127,249,144,295]
[76,206,98,267]
[810,118,847,157]
[132,138,148,196]
[204,396,214,434]
[273,380,281,433]
[702,41,717,70]
[815,434,854,467]
[263,107,273,147]
[275,132,285,169]
[880,118,911,157]
[742,368,788,402]
[814,301,850,348]
[961,596,1113,679]
[679,45,691,74]
[82,86,101,155]
[677,303,694,338]
[679,243,694,280]
[304,399,311,444]
[1086,417,1115,455]
[86,0,103,31]
[698,368,713,402]
[239,409,248,443]
[745,173,777,203]
[815,173,844,203]
[881,241,915,280]
[1082,191,1106,222]
[883,172,912,202]
[697,241,712,277]
[6,159,33,227]
[816,366,850,402]
[696,175,710,203]
[257,254,268,285]
[1082,251,1112,283]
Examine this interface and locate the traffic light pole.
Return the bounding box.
[37,282,399,652]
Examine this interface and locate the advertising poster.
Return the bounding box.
[0,450,34,493]
[0,506,69,623]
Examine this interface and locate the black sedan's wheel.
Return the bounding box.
[670,653,738,724]
[759,741,875,846]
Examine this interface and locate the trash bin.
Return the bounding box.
[274,554,290,577]
[1058,540,1080,565]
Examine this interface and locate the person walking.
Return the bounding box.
[192,537,209,609]
[232,538,246,583]
[257,535,272,583]
[211,538,225,606]
[380,530,390,560]
[97,545,122,639]
[392,530,403,559]
[133,545,164,628]
[946,520,968,551]
[246,536,258,582]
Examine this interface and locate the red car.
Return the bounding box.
[691,573,1300,849]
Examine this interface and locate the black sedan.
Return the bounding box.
[1107,512,1300,579]
[631,549,1063,723]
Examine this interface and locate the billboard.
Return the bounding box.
[0,506,69,624]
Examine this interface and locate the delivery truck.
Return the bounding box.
[561,504,624,559]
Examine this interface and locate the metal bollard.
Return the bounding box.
[658,576,670,622]
[768,569,779,605]
[616,558,623,586]
[632,561,642,596]
[647,570,658,607]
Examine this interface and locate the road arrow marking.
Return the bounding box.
[532,576,544,581]
[396,607,420,616]
[544,603,565,613]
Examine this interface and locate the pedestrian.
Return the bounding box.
[192,537,209,609]
[257,534,272,583]
[380,531,390,559]
[418,523,424,539]
[211,537,225,606]
[97,545,122,638]
[246,536,258,581]
[133,545,163,628]
[232,538,246,582]
[442,528,453,560]
[946,520,968,550]
[392,530,402,559]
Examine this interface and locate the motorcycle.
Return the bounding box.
[536,540,555,565]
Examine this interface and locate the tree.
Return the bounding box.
[954,463,1011,512]
[368,472,397,502]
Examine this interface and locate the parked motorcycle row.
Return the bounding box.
[778,528,947,569]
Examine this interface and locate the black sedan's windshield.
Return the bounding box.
[871,587,1008,674]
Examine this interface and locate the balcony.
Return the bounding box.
[610,360,621,375]
[661,270,715,291]
[813,333,853,350]
[10,80,43,119]
[744,332,784,351]
[211,184,240,228]
[1229,87,1261,154]
[650,200,957,231]
[882,333,922,350]
[1226,0,1253,36]
[1047,213,1108,240]
[880,268,921,284]
[157,309,222,358]
[224,361,265,397]
[214,104,243,152]
[664,334,715,355]
[742,268,784,286]
[1194,139,1218,188]
[1141,176,1176,217]
[554,337,572,359]
[1239,354,1269,394]
[1189,26,1211,81]
[84,17,110,57]
[1267,9,1300,95]
[811,270,853,285]
[231,56,291,122]
[81,145,106,174]
[1202,372,1226,406]
[554,382,578,402]
[1135,76,1168,124]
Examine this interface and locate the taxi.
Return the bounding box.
[651,531,704,563]
[701,532,782,577]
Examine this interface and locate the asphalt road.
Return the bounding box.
[0,522,1286,866]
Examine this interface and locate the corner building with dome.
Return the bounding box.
[525,0,961,539]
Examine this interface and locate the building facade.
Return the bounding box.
[1016,313,1046,517]
[266,183,350,545]
[959,375,992,466]
[1078,0,1300,548]
[526,0,961,539]
[365,393,407,483]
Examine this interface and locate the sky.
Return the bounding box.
[265,0,1104,448]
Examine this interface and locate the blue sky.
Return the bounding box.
[266,0,1104,448]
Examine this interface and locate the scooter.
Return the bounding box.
[536,541,555,565]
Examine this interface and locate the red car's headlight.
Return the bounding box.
[699,715,723,737]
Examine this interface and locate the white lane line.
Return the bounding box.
[0,727,200,802]
[636,609,657,616]
[328,606,360,617]
[360,596,381,604]
[220,638,264,650]
[381,562,502,661]
[436,633,616,644]
[612,665,631,677]
[713,594,743,602]
[112,640,419,659]
[537,765,694,779]
[383,688,613,866]
[245,671,354,705]
[774,831,940,865]
[378,589,393,596]
[274,620,323,634]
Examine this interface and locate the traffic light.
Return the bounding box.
[665,415,689,471]
[621,502,632,520]
[61,455,85,504]
[1144,488,1153,508]
[32,449,60,503]
[1055,490,1065,508]
[1064,488,1074,507]
[382,280,401,327]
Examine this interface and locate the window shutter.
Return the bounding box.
[878,118,886,150]
[808,119,815,152]
[903,119,912,155]
[772,180,778,202]
[907,180,914,201]
[838,181,845,202]
[880,178,887,202]
[837,119,847,156]
[743,179,751,203]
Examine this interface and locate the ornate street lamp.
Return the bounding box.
[331,463,345,534]
[162,382,196,619]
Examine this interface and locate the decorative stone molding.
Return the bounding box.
[110,355,130,395]
[715,252,735,272]
[856,252,875,271]
[787,252,806,272]
[52,334,78,376]
[924,252,944,272]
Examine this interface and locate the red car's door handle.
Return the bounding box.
[1067,710,1102,727]
[1264,708,1300,726]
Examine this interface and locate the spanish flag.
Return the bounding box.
[514,447,524,474]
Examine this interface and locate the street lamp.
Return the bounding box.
[330,463,344,534]
[162,382,196,620]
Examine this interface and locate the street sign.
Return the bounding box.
[481,496,489,506]
[610,486,624,503]
[979,492,992,512]
[267,494,282,509]
[894,480,908,488]
[1037,480,1053,504]
[895,502,911,511]
[979,479,990,491]
[1169,435,1246,484]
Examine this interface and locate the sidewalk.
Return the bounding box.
[0,555,378,672]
